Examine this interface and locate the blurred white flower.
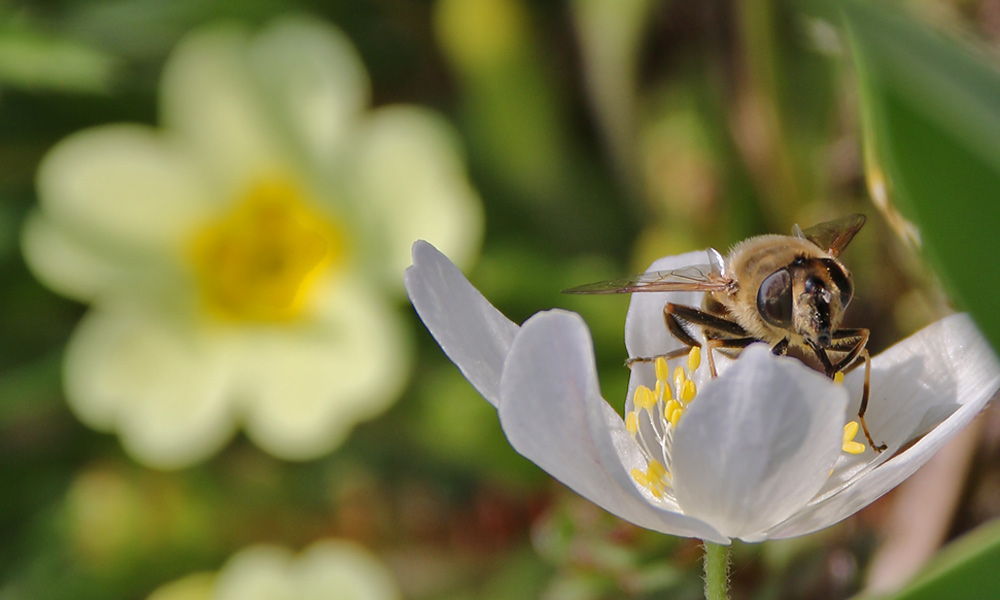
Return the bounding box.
[147,539,399,600]
[404,241,1000,543]
[22,17,483,468]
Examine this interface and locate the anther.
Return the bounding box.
[842,421,865,455]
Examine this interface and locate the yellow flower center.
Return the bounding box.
[627,347,701,499]
[188,178,347,322]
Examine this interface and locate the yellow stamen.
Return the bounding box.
[655,356,670,384]
[631,468,649,487]
[188,178,346,322]
[647,459,667,481]
[668,406,683,427]
[631,460,670,498]
[833,372,845,385]
[680,380,697,404]
[626,411,639,435]
[673,365,686,392]
[687,346,701,373]
[663,399,681,421]
[634,386,656,411]
[842,421,866,455]
[658,378,672,402]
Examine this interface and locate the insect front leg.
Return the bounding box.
[828,328,885,453]
[855,348,885,452]
[829,328,870,373]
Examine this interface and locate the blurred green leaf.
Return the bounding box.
[842,0,1000,350]
[860,518,1000,600]
[0,24,119,93]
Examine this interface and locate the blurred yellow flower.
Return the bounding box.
[22,16,483,468]
[148,540,399,600]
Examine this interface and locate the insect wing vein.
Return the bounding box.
[564,264,731,294]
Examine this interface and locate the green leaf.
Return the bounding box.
[0,24,119,94]
[860,518,1000,600]
[842,0,1000,351]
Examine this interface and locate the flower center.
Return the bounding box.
[626,347,702,499]
[626,350,867,499]
[188,178,347,322]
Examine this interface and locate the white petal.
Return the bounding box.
[353,107,484,286]
[21,212,130,302]
[847,314,998,448]
[215,545,295,600]
[148,573,215,600]
[64,306,235,469]
[671,344,847,541]
[497,310,727,542]
[237,278,410,460]
[622,250,734,452]
[404,241,517,407]
[160,25,290,190]
[35,124,213,250]
[247,16,370,164]
[623,250,714,359]
[293,540,400,600]
[764,314,1000,539]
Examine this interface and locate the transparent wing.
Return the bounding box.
[799,213,866,257]
[563,263,733,295]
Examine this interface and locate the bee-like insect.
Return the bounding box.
[566,214,885,452]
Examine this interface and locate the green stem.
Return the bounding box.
[703,541,731,600]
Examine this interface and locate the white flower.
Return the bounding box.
[404,241,1000,544]
[147,540,399,600]
[22,17,483,468]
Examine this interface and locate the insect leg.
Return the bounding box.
[625,347,690,367]
[665,303,749,378]
[855,348,885,452]
[825,330,885,453]
[828,328,870,373]
[808,342,837,377]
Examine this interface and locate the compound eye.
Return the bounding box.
[757,268,792,327]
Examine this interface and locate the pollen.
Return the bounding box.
[687,346,701,372]
[673,364,687,393]
[842,420,866,455]
[834,372,845,385]
[626,349,704,501]
[655,356,670,383]
[626,410,639,434]
[680,379,697,404]
[188,178,347,322]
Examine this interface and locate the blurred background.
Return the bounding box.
[3,0,1000,598]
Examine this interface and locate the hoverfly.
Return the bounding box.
[566,214,885,452]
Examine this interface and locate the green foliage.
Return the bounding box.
[843,0,1000,351]
[860,518,1000,600]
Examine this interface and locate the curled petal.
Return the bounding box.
[498,310,727,542]
[404,241,517,406]
[765,314,1000,538]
